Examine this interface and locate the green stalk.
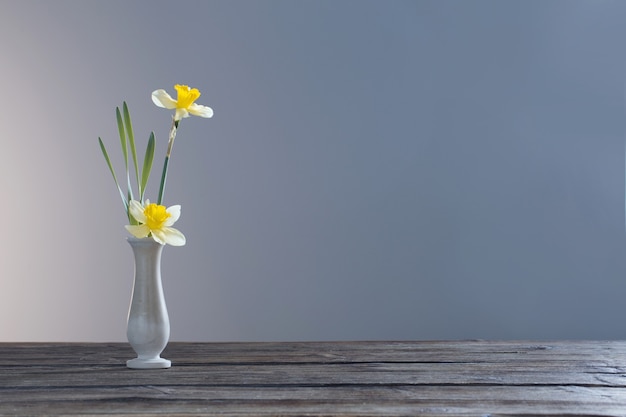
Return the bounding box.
[157,118,179,205]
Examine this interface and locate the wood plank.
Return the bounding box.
[1,391,625,416]
[2,362,625,387]
[2,340,625,365]
[2,386,626,416]
[1,341,625,416]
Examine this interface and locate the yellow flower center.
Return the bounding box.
[174,84,201,109]
[143,203,171,230]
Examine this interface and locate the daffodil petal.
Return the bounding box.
[188,103,214,118]
[164,227,186,246]
[153,227,186,246]
[150,230,166,244]
[164,205,181,226]
[149,231,166,245]
[152,89,177,109]
[125,224,151,238]
[174,108,190,121]
[128,200,147,223]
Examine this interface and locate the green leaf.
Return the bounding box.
[116,107,128,171]
[157,156,169,206]
[140,132,155,202]
[123,102,140,196]
[116,106,133,202]
[98,137,129,215]
[116,107,133,201]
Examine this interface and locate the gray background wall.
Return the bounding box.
[0,0,624,342]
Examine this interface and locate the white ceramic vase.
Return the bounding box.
[126,237,171,369]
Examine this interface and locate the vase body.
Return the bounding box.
[126,237,171,369]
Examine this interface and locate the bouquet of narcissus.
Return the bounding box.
[99,85,213,246]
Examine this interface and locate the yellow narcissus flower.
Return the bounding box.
[125,200,186,246]
[151,84,214,121]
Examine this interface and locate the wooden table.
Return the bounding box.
[1,341,626,416]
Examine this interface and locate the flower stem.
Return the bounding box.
[157,117,179,205]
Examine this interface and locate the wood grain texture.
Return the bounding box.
[1,341,626,416]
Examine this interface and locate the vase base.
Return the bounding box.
[127,357,171,369]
